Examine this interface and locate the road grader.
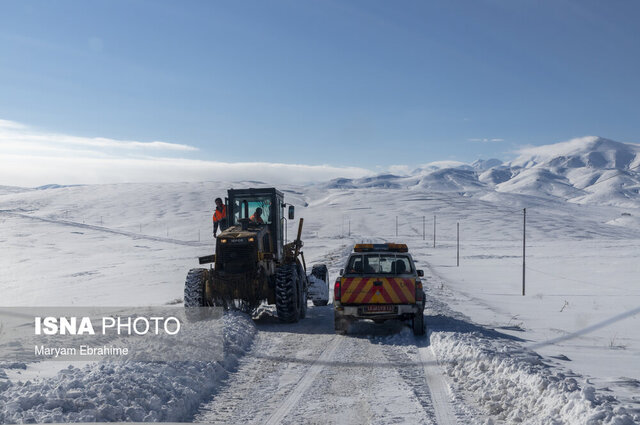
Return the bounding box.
[184,188,324,322]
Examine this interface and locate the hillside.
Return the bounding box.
[321,136,640,209]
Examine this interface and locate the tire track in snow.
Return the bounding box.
[418,343,458,425]
[194,307,340,424]
[263,336,342,425]
[380,345,437,424]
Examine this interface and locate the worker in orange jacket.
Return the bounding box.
[250,207,264,224]
[213,197,228,237]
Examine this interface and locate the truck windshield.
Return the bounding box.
[345,254,412,275]
[232,196,273,224]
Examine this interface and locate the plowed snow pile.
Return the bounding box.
[0,312,255,423]
[431,332,636,425]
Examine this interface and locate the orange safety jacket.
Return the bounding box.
[250,214,264,224]
[213,205,226,222]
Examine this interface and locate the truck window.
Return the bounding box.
[389,256,412,274]
[365,254,413,274]
[346,255,363,274]
[346,254,413,275]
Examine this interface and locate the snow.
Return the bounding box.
[0,312,256,423]
[421,270,638,425]
[430,331,636,425]
[471,159,503,171]
[502,137,640,208]
[1,136,640,423]
[511,137,640,168]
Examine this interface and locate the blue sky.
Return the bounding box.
[1,0,640,185]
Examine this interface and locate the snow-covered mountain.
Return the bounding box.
[471,158,503,171]
[499,137,640,207]
[323,136,640,208]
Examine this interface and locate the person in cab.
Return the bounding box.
[250,207,264,224]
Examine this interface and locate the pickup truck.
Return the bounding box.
[333,243,425,335]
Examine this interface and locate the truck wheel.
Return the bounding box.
[184,268,207,321]
[275,264,300,323]
[334,310,348,335]
[297,263,307,319]
[412,312,425,336]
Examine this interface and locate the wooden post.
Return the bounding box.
[422,215,425,240]
[395,216,398,237]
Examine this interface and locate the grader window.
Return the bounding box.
[233,197,273,224]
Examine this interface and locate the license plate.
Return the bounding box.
[363,305,394,314]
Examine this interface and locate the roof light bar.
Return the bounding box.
[354,243,408,253]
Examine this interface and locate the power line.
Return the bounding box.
[527,305,640,350]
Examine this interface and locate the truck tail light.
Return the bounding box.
[416,280,423,301]
[334,279,341,302]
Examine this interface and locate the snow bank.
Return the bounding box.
[0,312,256,423]
[430,331,638,425]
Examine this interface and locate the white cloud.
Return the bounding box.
[418,160,469,170]
[513,136,600,158]
[0,119,373,186]
[386,165,412,175]
[0,154,373,187]
[468,138,505,143]
[0,119,198,152]
[0,119,27,130]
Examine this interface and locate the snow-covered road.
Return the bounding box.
[195,306,466,425]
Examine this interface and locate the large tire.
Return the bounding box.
[412,312,425,336]
[297,263,307,319]
[334,310,347,335]
[184,268,207,321]
[275,264,300,323]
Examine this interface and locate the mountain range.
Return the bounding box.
[323,136,640,209]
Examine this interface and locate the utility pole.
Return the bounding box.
[457,222,460,267]
[422,215,425,240]
[348,219,351,237]
[395,216,398,237]
[522,208,526,296]
[433,215,436,248]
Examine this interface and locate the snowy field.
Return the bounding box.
[1,138,640,424]
[1,179,638,424]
